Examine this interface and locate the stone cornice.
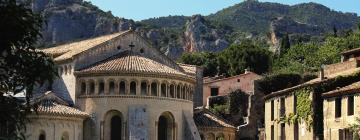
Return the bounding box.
[77,95,193,103]
[74,72,196,84]
[27,114,86,121]
[198,127,237,133]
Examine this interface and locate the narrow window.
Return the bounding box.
[348,96,354,116]
[130,81,136,95]
[280,98,285,117]
[89,81,95,95]
[99,81,105,95]
[161,83,166,97]
[271,100,274,121]
[80,82,86,95]
[271,125,274,140]
[109,81,115,95]
[170,84,175,98]
[281,123,286,140]
[151,82,157,96]
[335,98,342,118]
[210,87,219,96]
[141,82,147,95]
[119,81,125,95]
[176,86,181,98]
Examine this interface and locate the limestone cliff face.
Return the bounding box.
[184,15,229,53]
[269,16,325,53]
[31,0,134,45]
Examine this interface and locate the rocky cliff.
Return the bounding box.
[32,0,134,45]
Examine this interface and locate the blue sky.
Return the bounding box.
[87,0,360,21]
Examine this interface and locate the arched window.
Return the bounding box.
[89,81,95,95]
[80,82,86,95]
[61,132,69,140]
[169,84,175,98]
[64,66,68,75]
[109,81,115,95]
[158,112,174,140]
[119,81,125,95]
[111,116,122,140]
[130,81,136,95]
[216,133,225,140]
[182,86,186,99]
[59,67,63,75]
[176,85,181,98]
[161,83,166,97]
[151,82,158,96]
[99,81,105,95]
[206,133,215,140]
[39,130,45,140]
[141,82,147,95]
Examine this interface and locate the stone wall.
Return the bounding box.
[323,93,360,140]
[193,67,204,107]
[265,94,314,140]
[25,115,84,140]
[324,60,359,77]
[203,72,262,106]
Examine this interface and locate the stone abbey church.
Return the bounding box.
[26,29,209,140]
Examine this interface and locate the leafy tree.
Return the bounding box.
[218,40,272,76]
[178,52,218,77]
[0,0,57,139]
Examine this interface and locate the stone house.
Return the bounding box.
[264,48,360,140]
[194,107,236,140]
[26,29,204,140]
[203,70,262,106]
[322,81,360,140]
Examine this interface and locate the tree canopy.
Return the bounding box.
[0,0,57,139]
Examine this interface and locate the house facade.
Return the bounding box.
[264,48,360,140]
[203,71,262,106]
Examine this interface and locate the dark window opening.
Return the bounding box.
[161,84,166,97]
[170,85,175,98]
[280,98,285,117]
[109,82,115,94]
[151,83,157,96]
[177,86,181,98]
[39,133,45,140]
[140,48,144,53]
[90,82,95,95]
[141,82,147,95]
[237,79,240,82]
[80,82,86,95]
[271,125,274,140]
[111,116,122,140]
[119,81,125,95]
[335,98,342,118]
[280,123,286,140]
[210,87,219,96]
[130,82,136,95]
[271,100,274,121]
[348,96,354,116]
[99,82,105,94]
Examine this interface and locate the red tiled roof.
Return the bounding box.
[77,51,191,78]
[194,108,236,128]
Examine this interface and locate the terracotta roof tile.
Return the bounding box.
[32,91,88,118]
[194,108,235,128]
[77,51,190,78]
[41,31,130,62]
[36,100,89,117]
[178,63,198,75]
[322,81,360,98]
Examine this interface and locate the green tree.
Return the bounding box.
[218,40,272,76]
[178,52,218,77]
[0,0,57,139]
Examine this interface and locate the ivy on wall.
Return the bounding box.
[278,88,313,130]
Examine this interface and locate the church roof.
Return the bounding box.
[322,81,360,98]
[41,30,130,62]
[194,108,236,129]
[76,51,191,78]
[32,91,89,118]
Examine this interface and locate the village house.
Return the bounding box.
[203,70,262,106]
[322,81,360,140]
[26,29,206,140]
[264,48,360,140]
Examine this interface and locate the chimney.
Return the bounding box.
[320,64,325,80]
[244,68,250,74]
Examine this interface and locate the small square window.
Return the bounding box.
[237,79,240,82]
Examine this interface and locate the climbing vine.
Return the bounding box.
[278,88,313,130]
